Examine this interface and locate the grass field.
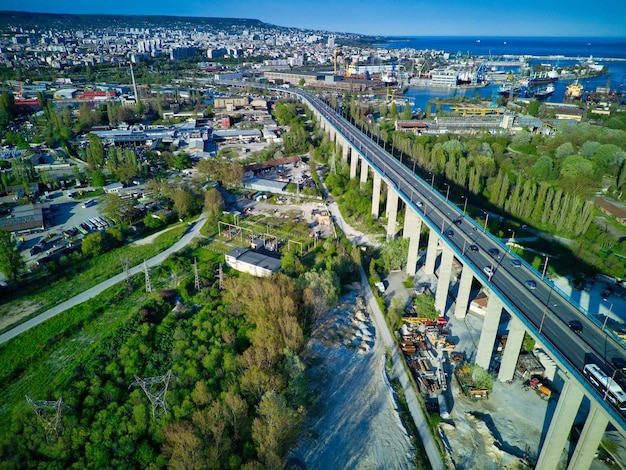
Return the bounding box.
[0,224,188,334]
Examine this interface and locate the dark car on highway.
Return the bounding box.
[612,357,626,373]
[568,320,583,334]
[488,248,500,258]
[469,245,479,253]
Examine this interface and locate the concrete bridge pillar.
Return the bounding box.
[423,230,439,276]
[497,316,525,382]
[536,378,584,470]
[434,246,454,315]
[350,149,358,179]
[405,209,422,276]
[475,295,503,370]
[385,187,399,240]
[342,140,350,163]
[454,264,474,319]
[567,404,608,470]
[371,173,382,219]
[360,156,369,185]
[403,204,414,239]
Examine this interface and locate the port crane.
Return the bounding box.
[333,48,343,75]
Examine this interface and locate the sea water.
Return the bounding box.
[381,36,626,111]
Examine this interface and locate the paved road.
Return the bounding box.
[0,213,207,345]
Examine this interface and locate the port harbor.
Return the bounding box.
[318,41,626,114]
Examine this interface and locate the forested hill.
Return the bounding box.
[0,11,273,33]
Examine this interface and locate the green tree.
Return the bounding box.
[0,92,17,129]
[413,292,438,319]
[174,152,192,171]
[280,249,303,277]
[91,169,106,187]
[380,238,409,271]
[555,142,575,161]
[470,364,494,393]
[0,229,25,281]
[388,296,406,331]
[85,134,106,169]
[560,155,594,180]
[101,192,135,225]
[402,103,412,120]
[82,232,105,257]
[173,187,201,218]
[297,269,340,327]
[204,188,224,219]
[252,392,302,469]
[527,100,540,117]
[197,158,243,189]
[530,156,554,181]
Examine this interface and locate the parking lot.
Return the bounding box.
[17,191,106,266]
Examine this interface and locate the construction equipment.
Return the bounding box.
[404,317,447,327]
[524,377,552,399]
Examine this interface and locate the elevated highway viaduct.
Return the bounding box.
[297,86,626,469]
[224,80,626,468]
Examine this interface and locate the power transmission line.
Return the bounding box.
[129,370,176,418]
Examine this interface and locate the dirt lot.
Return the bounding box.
[288,289,416,469]
[397,268,623,470]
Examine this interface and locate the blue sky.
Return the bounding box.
[3,0,626,37]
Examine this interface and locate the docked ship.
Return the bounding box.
[564,80,584,101]
[498,82,522,98]
[528,70,559,86]
[519,82,555,99]
[532,83,555,99]
[456,71,473,86]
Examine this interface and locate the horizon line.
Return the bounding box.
[1,10,625,39]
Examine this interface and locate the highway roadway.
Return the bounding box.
[278,86,626,429]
